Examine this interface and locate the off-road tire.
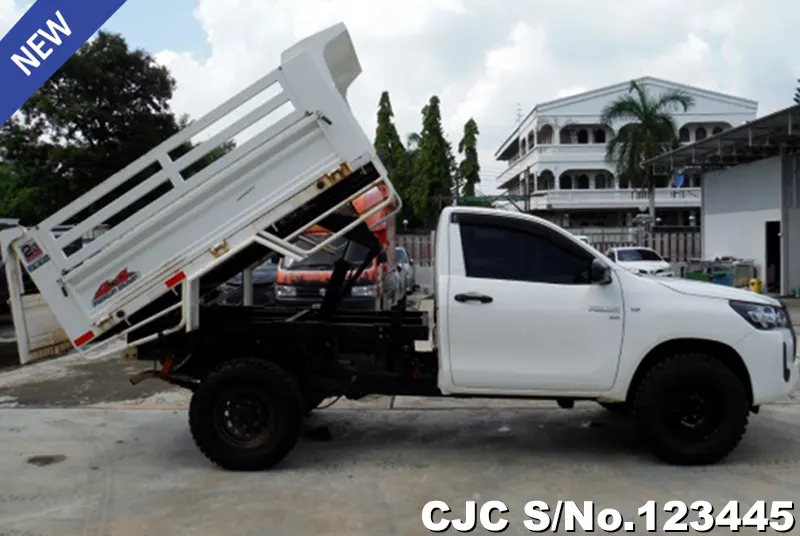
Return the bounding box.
[598,401,631,415]
[189,358,304,471]
[633,352,749,465]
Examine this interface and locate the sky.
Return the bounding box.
[2,0,799,191]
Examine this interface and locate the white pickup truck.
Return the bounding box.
[2,22,798,472]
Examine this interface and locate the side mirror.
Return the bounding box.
[377,251,388,264]
[590,258,613,285]
[409,258,414,265]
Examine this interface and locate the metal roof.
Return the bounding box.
[643,104,800,174]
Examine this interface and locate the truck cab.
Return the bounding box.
[434,206,797,401]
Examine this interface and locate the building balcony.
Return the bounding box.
[525,187,702,211]
[496,144,609,188]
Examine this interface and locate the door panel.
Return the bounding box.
[445,214,625,393]
[447,273,623,391]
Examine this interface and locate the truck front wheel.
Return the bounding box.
[188,358,304,471]
[633,352,749,465]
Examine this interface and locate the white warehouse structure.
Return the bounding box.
[493,76,758,231]
[645,104,800,295]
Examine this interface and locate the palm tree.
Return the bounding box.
[600,80,695,224]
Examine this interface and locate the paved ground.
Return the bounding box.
[1,293,800,534]
[2,405,800,535]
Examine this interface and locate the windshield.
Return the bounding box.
[395,248,408,263]
[616,248,663,262]
[280,235,347,270]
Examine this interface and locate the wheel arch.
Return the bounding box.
[626,338,754,406]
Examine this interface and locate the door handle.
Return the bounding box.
[454,292,493,304]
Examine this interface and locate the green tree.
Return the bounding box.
[373,91,408,187]
[409,96,455,227]
[457,118,481,198]
[600,80,695,221]
[372,91,417,227]
[0,31,233,224]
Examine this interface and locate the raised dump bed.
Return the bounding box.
[0,22,400,362]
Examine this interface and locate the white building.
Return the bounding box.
[645,104,800,295]
[493,76,758,231]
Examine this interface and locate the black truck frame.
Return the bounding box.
[126,166,440,470]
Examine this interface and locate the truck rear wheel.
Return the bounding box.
[189,358,304,471]
[633,352,749,465]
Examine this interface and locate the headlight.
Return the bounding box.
[729,300,789,330]
[351,284,377,297]
[275,285,296,298]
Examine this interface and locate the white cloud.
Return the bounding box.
[0,0,26,36]
[3,0,800,193]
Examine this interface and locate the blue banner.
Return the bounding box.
[0,0,128,126]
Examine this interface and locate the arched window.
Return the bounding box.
[679,128,690,142]
[537,125,553,144]
[559,175,572,189]
[593,129,606,144]
[576,174,590,189]
[595,174,607,189]
[712,126,724,135]
[695,127,707,141]
[577,129,589,144]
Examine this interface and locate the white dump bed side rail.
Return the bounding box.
[0,22,400,354]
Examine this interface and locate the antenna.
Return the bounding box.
[794,78,800,105]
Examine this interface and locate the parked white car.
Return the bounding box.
[395,246,416,292]
[605,246,675,277]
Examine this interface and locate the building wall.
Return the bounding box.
[781,153,800,294]
[702,156,782,283]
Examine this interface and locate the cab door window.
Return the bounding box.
[458,218,594,285]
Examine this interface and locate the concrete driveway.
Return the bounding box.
[2,402,800,535]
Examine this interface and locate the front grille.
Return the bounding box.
[295,284,326,299]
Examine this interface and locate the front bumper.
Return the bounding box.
[734,327,800,405]
[274,296,377,311]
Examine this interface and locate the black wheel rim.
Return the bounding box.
[662,385,725,441]
[213,386,276,448]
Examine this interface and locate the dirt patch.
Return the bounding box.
[26,454,67,466]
